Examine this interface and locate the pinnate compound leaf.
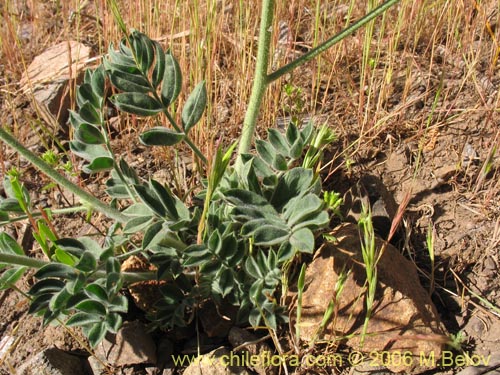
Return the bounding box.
[272,153,288,171]
[49,287,72,311]
[88,321,107,347]
[286,122,299,145]
[291,210,329,231]
[181,81,207,133]
[268,128,290,156]
[122,203,152,218]
[83,156,114,174]
[85,283,108,302]
[111,93,163,116]
[131,31,155,74]
[255,140,274,166]
[300,121,314,144]
[224,189,271,208]
[66,312,102,327]
[75,300,107,315]
[91,65,106,98]
[66,273,86,294]
[28,279,65,296]
[70,141,109,162]
[152,41,165,88]
[253,225,289,246]
[271,167,314,211]
[142,222,164,249]
[75,251,97,273]
[0,198,22,213]
[79,102,101,125]
[0,210,8,221]
[75,123,105,145]
[119,158,139,184]
[108,69,152,93]
[134,185,166,217]
[77,83,100,109]
[109,294,128,313]
[28,294,52,314]
[245,256,264,279]
[150,179,178,219]
[0,267,27,290]
[289,227,315,253]
[107,257,121,274]
[161,50,182,105]
[139,127,184,146]
[283,194,324,227]
[182,244,211,267]
[213,268,233,297]
[106,312,123,333]
[35,263,77,279]
[0,232,24,257]
[124,215,154,234]
[107,44,136,70]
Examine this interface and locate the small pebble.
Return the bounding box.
[462,143,479,167]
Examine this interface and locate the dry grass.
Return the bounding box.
[1,1,498,148]
[1,0,500,371]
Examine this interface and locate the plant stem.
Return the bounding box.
[235,0,400,170]
[0,253,47,269]
[267,0,400,83]
[163,110,208,164]
[235,0,274,168]
[0,206,90,226]
[0,127,127,223]
[0,252,156,285]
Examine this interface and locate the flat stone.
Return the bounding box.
[17,348,88,375]
[341,175,398,239]
[294,223,446,373]
[182,347,251,375]
[228,327,274,375]
[199,300,236,338]
[20,41,91,128]
[94,320,157,367]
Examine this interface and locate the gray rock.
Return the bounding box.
[93,320,157,367]
[228,327,274,375]
[182,347,251,375]
[293,223,446,373]
[342,175,398,239]
[20,41,91,128]
[17,348,88,375]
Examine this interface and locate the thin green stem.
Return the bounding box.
[0,127,127,223]
[267,0,400,83]
[163,109,208,164]
[235,0,399,170]
[0,252,156,285]
[0,206,89,226]
[235,0,274,166]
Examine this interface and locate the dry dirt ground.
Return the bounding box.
[1,1,500,374]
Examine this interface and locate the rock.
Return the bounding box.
[294,223,446,373]
[87,355,108,375]
[16,348,88,375]
[121,256,164,314]
[182,347,251,375]
[156,337,174,369]
[342,175,398,239]
[228,327,274,375]
[94,320,157,367]
[20,41,91,128]
[199,300,236,338]
[454,352,500,375]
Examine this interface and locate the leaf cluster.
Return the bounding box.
[28,238,127,347]
[0,31,337,347]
